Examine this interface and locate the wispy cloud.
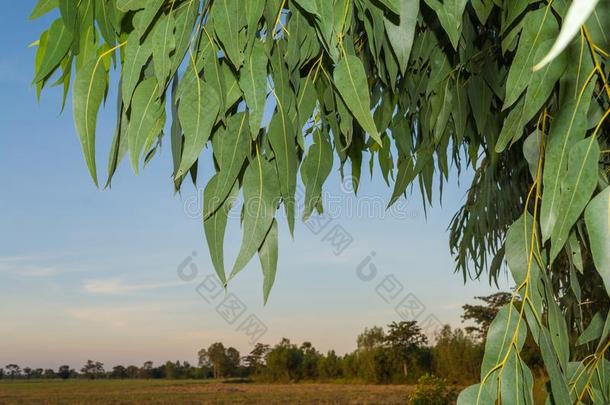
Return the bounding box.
[66,304,165,328]
[83,278,183,295]
[0,256,59,277]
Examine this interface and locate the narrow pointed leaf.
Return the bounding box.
[334,55,381,145]
[231,154,280,278]
[258,219,278,304]
[176,75,220,177]
[73,53,108,186]
[239,41,268,138]
[585,186,610,296]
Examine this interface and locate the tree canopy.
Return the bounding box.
[30,0,610,403]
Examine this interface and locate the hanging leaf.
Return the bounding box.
[73,52,109,186]
[231,154,280,279]
[503,8,557,110]
[204,112,251,220]
[176,73,221,178]
[267,107,298,235]
[383,0,418,75]
[204,178,239,285]
[121,30,153,106]
[211,0,244,68]
[534,0,601,71]
[540,88,594,242]
[585,186,610,296]
[239,41,268,138]
[151,11,176,92]
[301,131,333,220]
[334,54,381,145]
[550,138,600,263]
[33,18,73,83]
[259,219,279,304]
[127,78,164,172]
[423,0,468,50]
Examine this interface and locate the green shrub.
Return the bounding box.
[408,374,456,405]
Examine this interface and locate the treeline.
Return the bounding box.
[2,293,540,386]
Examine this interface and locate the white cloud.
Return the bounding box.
[0,256,58,277]
[83,278,182,295]
[66,304,163,328]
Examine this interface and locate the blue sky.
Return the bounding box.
[0,2,509,370]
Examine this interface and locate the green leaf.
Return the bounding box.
[423,0,468,50]
[30,0,58,20]
[151,11,176,92]
[523,130,542,179]
[170,0,200,73]
[457,383,495,405]
[176,72,221,178]
[73,53,108,186]
[34,18,73,83]
[389,157,415,207]
[205,112,251,220]
[550,138,600,262]
[533,0,601,71]
[505,213,540,287]
[95,0,119,47]
[481,303,526,378]
[540,89,594,242]
[301,131,333,220]
[585,186,610,296]
[239,41,268,139]
[334,54,381,145]
[59,0,77,33]
[121,30,153,105]
[376,0,400,15]
[267,108,298,236]
[132,0,165,36]
[211,0,244,69]
[116,0,142,12]
[258,219,279,304]
[127,78,164,173]
[231,154,280,279]
[204,177,239,285]
[577,312,605,346]
[384,0,418,75]
[500,351,534,405]
[537,326,572,403]
[503,8,558,110]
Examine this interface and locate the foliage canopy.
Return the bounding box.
[31,0,610,403]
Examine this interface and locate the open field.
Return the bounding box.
[0,380,415,404]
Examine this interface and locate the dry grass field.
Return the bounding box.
[0,380,415,404]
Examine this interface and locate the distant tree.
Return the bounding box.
[265,338,304,382]
[208,343,227,379]
[226,347,241,376]
[140,361,154,379]
[81,360,105,380]
[385,321,428,380]
[318,350,342,379]
[111,365,128,379]
[57,365,71,380]
[357,326,385,351]
[43,369,56,379]
[300,342,320,379]
[461,292,512,340]
[164,361,178,379]
[244,343,270,375]
[0,368,4,379]
[22,367,32,379]
[5,364,20,378]
[432,325,483,385]
[126,365,139,379]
